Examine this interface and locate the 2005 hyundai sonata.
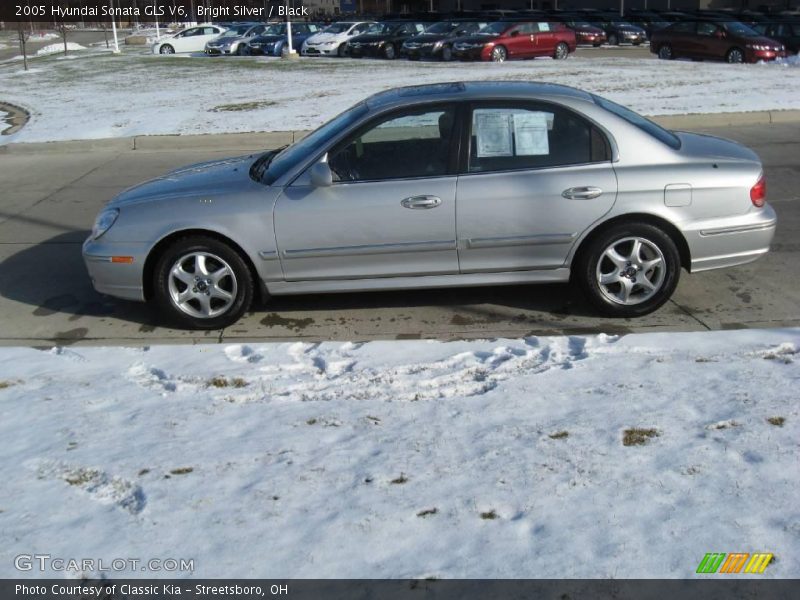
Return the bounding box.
[83,82,777,329]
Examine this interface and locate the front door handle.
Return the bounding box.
[562,186,603,200]
[401,195,441,209]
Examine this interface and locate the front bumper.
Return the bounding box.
[682,204,777,272]
[576,33,607,45]
[402,44,441,59]
[747,48,786,62]
[82,237,149,302]
[452,46,486,60]
[302,45,338,55]
[619,33,645,44]
[347,44,385,57]
[205,47,232,55]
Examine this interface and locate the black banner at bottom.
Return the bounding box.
[1,580,799,600]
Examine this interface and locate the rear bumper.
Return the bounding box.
[682,205,777,272]
[82,238,149,302]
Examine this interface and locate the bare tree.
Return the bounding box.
[18,23,29,71]
[59,22,69,56]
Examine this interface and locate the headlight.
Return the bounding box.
[747,44,769,50]
[91,208,119,240]
[433,40,443,49]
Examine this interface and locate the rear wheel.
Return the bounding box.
[490,45,507,62]
[153,236,254,330]
[726,47,744,63]
[575,223,681,317]
[554,42,569,60]
[658,44,673,60]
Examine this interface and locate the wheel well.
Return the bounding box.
[571,214,692,278]
[142,229,265,303]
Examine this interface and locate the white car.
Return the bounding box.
[152,24,226,54]
[301,21,375,56]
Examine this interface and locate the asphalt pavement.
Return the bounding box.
[0,122,798,346]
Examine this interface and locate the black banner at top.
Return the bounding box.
[1,1,309,24]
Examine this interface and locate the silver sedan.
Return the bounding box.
[83,82,777,329]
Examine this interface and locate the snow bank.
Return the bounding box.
[35,42,87,56]
[0,328,797,578]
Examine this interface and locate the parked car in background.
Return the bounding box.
[247,22,321,56]
[152,24,226,54]
[301,21,376,56]
[452,21,576,62]
[590,19,647,45]
[346,21,431,59]
[204,23,265,56]
[562,19,608,46]
[753,20,800,54]
[83,81,776,328]
[401,20,489,60]
[651,19,786,63]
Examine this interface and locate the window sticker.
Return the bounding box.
[475,112,513,157]
[513,112,550,156]
[538,22,551,32]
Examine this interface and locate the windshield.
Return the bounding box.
[570,21,593,27]
[223,25,253,36]
[593,94,680,150]
[262,102,370,185]
[263,24,286,35]
[478,21,511,35]
[721,21,760,37]
[323,23,353,34]
[365,23,400,34]
[424,21,459,34]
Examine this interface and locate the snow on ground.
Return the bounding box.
[34,42,88,56]
[1,48,799,143]
[0,328,797,578]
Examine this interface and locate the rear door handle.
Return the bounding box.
[562,186,603,200]
[401,195,441,209]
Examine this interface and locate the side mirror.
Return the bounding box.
[309,162,332,187]
[510,30,520,37]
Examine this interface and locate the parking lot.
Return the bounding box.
[0,121,798,346]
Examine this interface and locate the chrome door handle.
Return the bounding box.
[562,186,603,200]
[401,195,441,209]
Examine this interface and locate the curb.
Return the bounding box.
[2,109,800,154]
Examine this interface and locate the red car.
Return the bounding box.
[451,20,577,62]
[650,19,786,63]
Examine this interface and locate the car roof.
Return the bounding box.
[365,81,594,109]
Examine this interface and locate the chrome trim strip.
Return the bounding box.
[84,254,111,263]
[282,240,456,259]
[466,233,577,249]
[699,221,777,237]
[258,250,279,260]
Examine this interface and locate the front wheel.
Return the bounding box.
[153,236,254,329]
[608,34,619,45]
[441,45,452,61]
[490,45,507,62]
[575,223,681,317]
[658,44,673,60]
[159,44,175,55]
[384,43,396,59]
[726,47,744,63]
[337,43,347,57]
[554,42,569,60]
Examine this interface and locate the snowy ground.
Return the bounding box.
[0,46,799,143]
[0,328,797,578]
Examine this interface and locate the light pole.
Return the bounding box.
[110,0,120,52]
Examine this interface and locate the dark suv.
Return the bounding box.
[651,19,786,63]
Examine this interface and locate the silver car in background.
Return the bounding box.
[83,82,776,329]
[204,23,267,56]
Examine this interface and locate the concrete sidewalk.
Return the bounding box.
[4,109,800,155]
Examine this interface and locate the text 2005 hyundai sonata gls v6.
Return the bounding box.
[83,82,777,329]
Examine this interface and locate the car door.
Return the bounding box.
[695,21,722,59]
[171,27,198,52]
[274,104,460,281]
[456,101,618,273]
[533,22,556,56]
[503,24,534,58]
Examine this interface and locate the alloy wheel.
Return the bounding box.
[658,44,673,59]
[595,237,666,306]
[555,43,569,60]
[491,46,506,62]
[727,48,744,63]
[160,45,174,54]
[167,252,238,319]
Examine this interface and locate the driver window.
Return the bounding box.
[697,22,718,36]
[328,106,456,183]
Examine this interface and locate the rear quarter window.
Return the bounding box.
[592,94,681,150]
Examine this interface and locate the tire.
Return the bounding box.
[153,236,254,330]
[575,223,681,318]
[236,44,246,56]
[384,43,396,59]
[554,42,569,60]
[658,44,673,60]
[337,43,347,57]
[441,45,452,61]
[608,33,619,45]
[159,44,175,55]
[490,45,507,62]
[726,47,744,63]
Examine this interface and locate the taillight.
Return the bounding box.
[750,173,766,208]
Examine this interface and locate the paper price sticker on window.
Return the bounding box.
[513,111,549,156]
[475,112,513,157]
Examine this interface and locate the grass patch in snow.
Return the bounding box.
[623,428,659,447]
[480,510,498,520]
[207,376,247,388]
[0,380,15,389]
[169,467,194,476]
[548,430,569,440]
[767,416,786,427]
[390,474,408,485]
[211,100,277,112]
[417,508,438,518]
[63,468,99,486]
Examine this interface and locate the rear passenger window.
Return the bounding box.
[468,105,610,173]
